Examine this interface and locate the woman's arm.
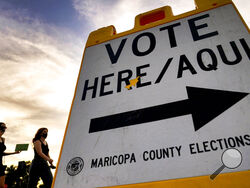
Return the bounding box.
[47,146,54,165]
[34,140,53,164]
[2,138,21,156]
[47,151,54,166]
[3,151,20,156]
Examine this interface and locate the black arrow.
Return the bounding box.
[89,86,248,133]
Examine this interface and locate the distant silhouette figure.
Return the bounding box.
[0,122,21,188]
[28,128,54,188]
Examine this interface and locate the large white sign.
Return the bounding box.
[54,4,250,188]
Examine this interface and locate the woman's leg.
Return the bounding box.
[27,174,39,188]
[40,164,53,188]
[27,161,40,188]
[0,175,5,188]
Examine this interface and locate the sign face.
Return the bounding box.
[53,4,250,188]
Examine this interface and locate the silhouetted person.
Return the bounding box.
[28,128,53,188]
[0,122,21,188]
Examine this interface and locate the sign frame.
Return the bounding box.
[52,0,250,187]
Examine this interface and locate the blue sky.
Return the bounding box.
[0,0,249,167]
[1,0,82,31]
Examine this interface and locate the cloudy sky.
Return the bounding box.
[0,0,249,168]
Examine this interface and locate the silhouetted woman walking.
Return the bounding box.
[28,128,53,188]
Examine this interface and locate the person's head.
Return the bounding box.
[32,127,48,143]
[0,122,7,136]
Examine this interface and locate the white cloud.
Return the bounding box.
[0,11,83,166]
[233,0,250,27]
[72,0,195,33]
[73,0,249,33]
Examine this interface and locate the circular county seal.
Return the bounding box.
[66,157,84,176]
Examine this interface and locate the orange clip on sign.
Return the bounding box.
[52,0,250,187]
